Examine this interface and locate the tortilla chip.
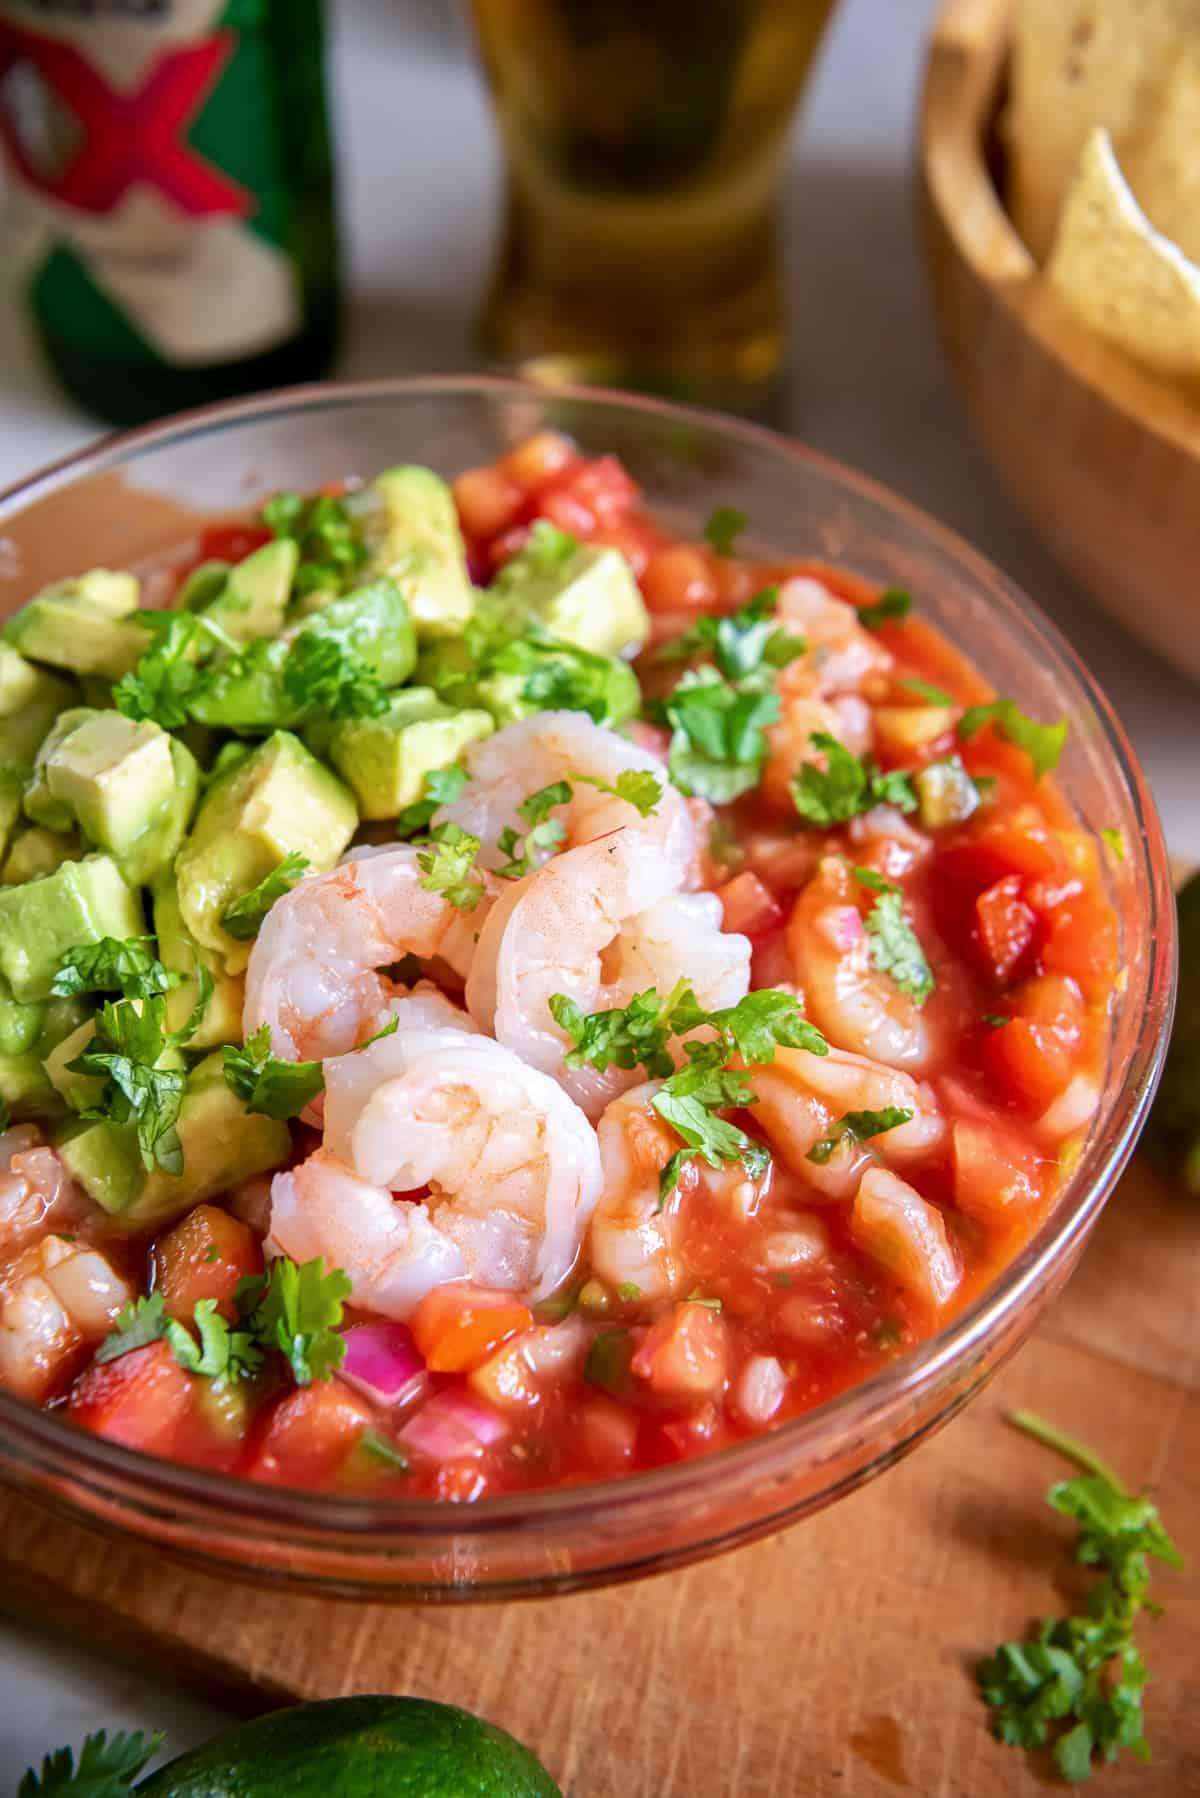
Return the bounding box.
[1046,127,1200,379]
[1007,0,1200,262]
[1122,42,1200,265]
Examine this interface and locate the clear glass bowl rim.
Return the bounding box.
[0,374,1176,1542]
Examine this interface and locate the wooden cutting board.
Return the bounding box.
[1,1153,1197,1795]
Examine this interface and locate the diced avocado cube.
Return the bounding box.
[199,539,297,644]
[477,651,640,729]
[2,826,80,886]
[914,756,982,829]
[185,636,296,734]
[0,1049,63,1121]
[503,539,649,659]
[152,872,244,1049]
[24,709,199,887]
[326,689,493,820]
[0,765,25,863]
[176,560,231,613]
[5,569,146,679]
[35,993,90,1056]
[351,466,475,638]
[302,577,417,689]
[42,1018,105,1114]
[55,1051,291,1227]
[0,644,77,764]
[174,730,356,975]
[0,978,44,1056]
[0,853,143,1002]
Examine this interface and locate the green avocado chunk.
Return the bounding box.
[199,538,297,644]
[25,708,198,886]
[499,535,649,659]
[54,1049,291,1227]
[1,825,80,885]
[176,559,231,613]
[352,465,476,638]
[5,568,146,679]
[0,643,77,764]
[174,730,356,976]
[152,872,244,1048]
[0,1049,61,1121]
[0,853,142,1002]
[42,1015,182,1117]
[327,688,493,819]
[0,764,25,862]
[134,1697,562,1798]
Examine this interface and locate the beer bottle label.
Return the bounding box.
[0,1,306,367]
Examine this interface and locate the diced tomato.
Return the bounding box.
[576,1396,639,1472]
[716,871,783,939]
[534,454,638,539]
[246,1381,373,1486]
[975,876,1038,984]
[195,522,272,565]
[1037,892,1119,996]
[502,430,578,493]
[641,544,718,614]
[590,515,663,577]
[68,1341,197,1456]
[152,1204,262,1324]
[985,973,1086,1111]
[711,557,762,610]
[453,465,526,540]
[631,1302,728,1404]
[971,807,1065,882]
[952,1119,1044,1221]
[410,1285,534,1374]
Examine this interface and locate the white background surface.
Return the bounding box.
[0,0,1195,1784]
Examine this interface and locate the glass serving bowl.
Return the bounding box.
[0,378,1175,1601]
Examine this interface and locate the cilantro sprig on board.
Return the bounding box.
[19,1729,163,1798]
[979,1411,1183,1783]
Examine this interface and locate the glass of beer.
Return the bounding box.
[467,0,837,417]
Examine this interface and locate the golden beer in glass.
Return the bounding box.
[469,0,837,416]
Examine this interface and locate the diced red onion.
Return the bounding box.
[398,1388,509,1463]
[340,1321,429,1408]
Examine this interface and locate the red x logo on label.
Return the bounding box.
[0,23,251,217]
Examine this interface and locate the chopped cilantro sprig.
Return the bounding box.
[222,1015,399,1121]
[853,871,935,1005]
[395,762,469,837]
[978,1411,1182,1783]
[66,972,212,1172]
[18,1728,163,1798]
[51,937,178,1002]
[857,587,912,630]
[495,781,571,879]
[791,733,918,827]
[807,1106,914,1164]
[219,852,309,940]
[416,821,486,911]
[958,697,1067,779]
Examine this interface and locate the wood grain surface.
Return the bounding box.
[1,1154,1196,1796]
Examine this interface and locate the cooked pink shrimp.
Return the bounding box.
[466,836,750,1120]
[243,847,484,1060]
[762,692,873,813]
[0,1235,130,1402]
[774,576,892,699]
[0,1128,84,1257]
[587,1083,690,1300]
[273,1029,603,1312]
[436,709,696,884]
[787,857,935,1071]
[750,1045,944,1201]
[849,1167,960,1311]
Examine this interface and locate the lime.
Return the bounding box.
[135,1695,562,1797]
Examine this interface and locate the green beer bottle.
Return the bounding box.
[0,0,339,425]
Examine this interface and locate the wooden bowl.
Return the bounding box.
[918,0,1200,678]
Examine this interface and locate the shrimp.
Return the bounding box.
[850,1167,960,1311]
[762,692,873,814]
[588,1083,689,1301]
[243,847,484,1060]
[0,1235,130,1402]
[786,857,934,1071]
[275,1029,603,1312]
[774,576,892,699]
[750,1044,944,1201]
[466,835,751,1119]
[437,710,696,885]
[0,1128,84,1257]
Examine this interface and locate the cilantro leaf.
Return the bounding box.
[237,1255,352,1386]
[863,887,935,1005]
[490,628,636,726]
[417,821,485,911]
[704,506,748,557]
[978,1411,1182,1784]
[395,762,469,838]
[219,852,309,940]
[550,979,708,1080]
[281,629,389,721]
[570,768,662,818]
[857,587,912,630]
[0,1097,9,1134]
[707,988,829,1065]
[494,779,572,879]
[652,1051,764,1200]
[807,1105,914,1164]
[958,698,1068,779]
[263,489,367,595]
[494,519,579,582]
[162,1297,262,1383]
[110,610,230,729]
[359,1428,410,1471]
[19,1729,163,1798]
[222,1023,326,1120]
[663,665,780,803]
[790,733,918,827]
[94,1292,167,1364]
[901,675,954,706]
[51,937,177,1002]
[655,588,805,683]
[67,995,193,1173]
